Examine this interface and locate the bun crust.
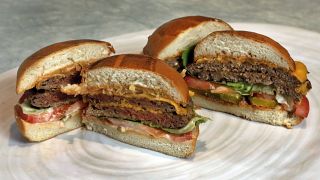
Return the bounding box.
[17,39,115,94]
[143,16,233,60]
[192,93,302,128]
[87,54,190,104]
[83,115,199,158]
[15,109,83,142]
[194,31,295,71]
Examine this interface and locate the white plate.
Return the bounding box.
[1,23,320,179]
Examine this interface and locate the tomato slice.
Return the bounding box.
[184,76,214,90]
[184,76,235,94]
[294,96,310,118]
[15,101,85,123]
[15,104,69,123]
[106,118,193,142]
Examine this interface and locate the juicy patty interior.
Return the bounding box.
[23,72,81,108]
[187,60,311,101]
[86,95,195,129]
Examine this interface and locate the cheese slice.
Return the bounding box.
[126,94,188,115]
[95,101,162,114]
[296,81,309,95]
[62,84,189,115]
[293,61,308,82]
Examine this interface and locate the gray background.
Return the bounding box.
[1,0,319,73]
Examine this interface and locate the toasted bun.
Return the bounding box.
[15,110,82,142]
[192,93,302,128]
[70,54,190,104]
[194,31,295,71]
[16,39,115,94]
[143,16,233,61]
[82,115,199,158]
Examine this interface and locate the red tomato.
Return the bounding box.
[15,104,70,123]
[184,76,235,94]
[184,76,215,90]
[294,96,310,118]
[107,118,193,142]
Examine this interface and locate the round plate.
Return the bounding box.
[1,23,319,179]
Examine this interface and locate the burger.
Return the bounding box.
[143,15,233,70]
[62,54,208,157]
[143,16,311,127]
[184,31,311,127]
[14,39,115,141]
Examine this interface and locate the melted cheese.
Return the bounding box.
[293,61,308,82]
[296,81,309,95]
[189,90,195,97]
[61,84,188,115]
[126,94,188,115]
[97,101,162,114]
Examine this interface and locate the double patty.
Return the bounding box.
[23,72,81,108]
[187,61,311,101]
[85,95,195,129]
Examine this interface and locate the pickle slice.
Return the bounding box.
[217,93,242,104]
[249,97,277,108]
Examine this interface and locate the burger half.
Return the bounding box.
[14,39,115,141]
[185,31,311,127]
[143,16,233,70]
[62,54,208,158]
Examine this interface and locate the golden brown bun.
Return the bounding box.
[143,16,233,61]
[194,31,295,71]
[86,54,190,104]
[16,39,115,94]
[83,115,199,158]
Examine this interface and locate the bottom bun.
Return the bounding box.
[192,93,302,128]
[82,116,199,158]
[15,111,83,142]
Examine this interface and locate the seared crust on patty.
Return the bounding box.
[187,60,310,101]
[22,72,82,108]
[86,95,195,129]
[27,90,81,108]
[36,72,81,90]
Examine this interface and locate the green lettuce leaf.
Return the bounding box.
[226,82,253,95]
[181,45,195,68]
[20,101,53,114]
[162,114,209,134]
[225,82,275,96]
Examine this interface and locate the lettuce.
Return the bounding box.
[107,114,210,135]
[20,101,53,115]
[162,115,209,134]
[225,82,275,96]
[251,84,275,95]
[181,45,195,68]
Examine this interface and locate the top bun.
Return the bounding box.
[194,31,295,71]
[143,16,233,61]
[82,54,190,105]
[16,39,115,94]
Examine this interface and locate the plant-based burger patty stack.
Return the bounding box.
[14,39,115,141]
[143,16,233,70]
[185,31,311,128]
[62,54,207,158]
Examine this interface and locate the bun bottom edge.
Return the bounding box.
[15,110,83,142]
[82,115,199,158]
[192,94,303,128]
